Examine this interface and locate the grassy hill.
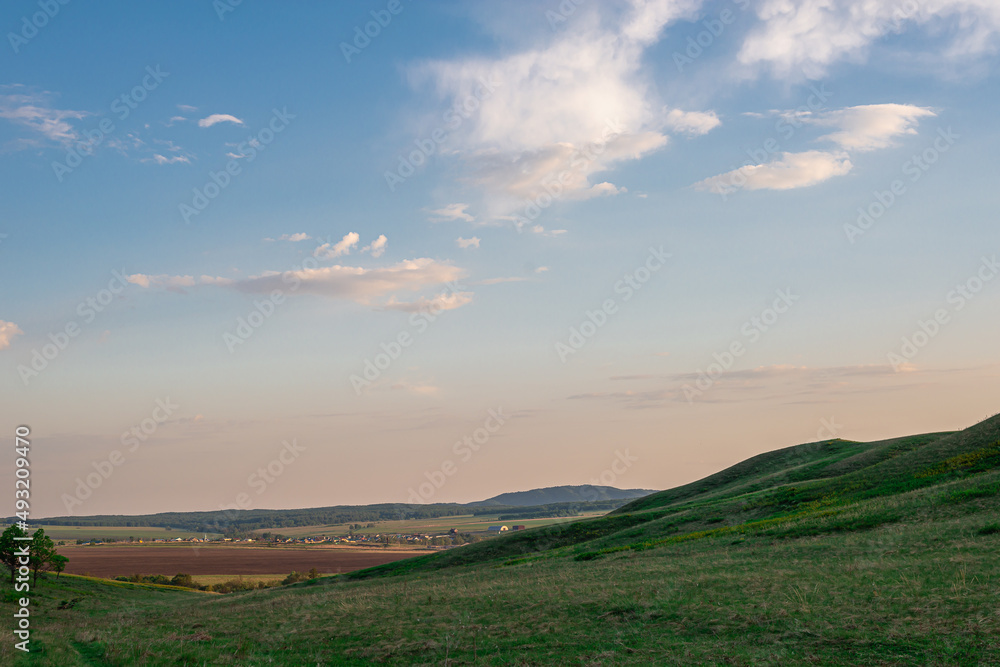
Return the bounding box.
[6,414,1000,665]
[471,485,658,507]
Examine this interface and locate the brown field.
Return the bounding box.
[57,545,426,578]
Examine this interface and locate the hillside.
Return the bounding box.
[6,414,1000,665]
[471,485,658,507]
[344,413,999,577]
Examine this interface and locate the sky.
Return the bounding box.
[1,0,999,518]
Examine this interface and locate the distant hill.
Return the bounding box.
[25,487,656,534]
[471,485,658,507]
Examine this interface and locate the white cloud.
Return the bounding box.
[382,290,474,313]
[695,103,935,194]
[738,0,1000,79]
[314,232,360,259]
[429,203,475,223]
[125,274,198,289]
[411,0,705,223]
[177,104,198,113]
[128,258,468,310]
[197,114,245,128]
[810,103,936,152]
[466,130,666,213]
[239,258,467,306]
[0,87,87,146]
[664,108,721,136]
[456,236,481,249]
[264,232,312,242]
[695,150,853,193]
[0,320,24,350]
[144,154,191,165]
[362,234,388,258]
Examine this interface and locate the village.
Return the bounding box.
[68,524,529,547]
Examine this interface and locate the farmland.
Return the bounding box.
[256,512,606,538]
[38,525,220,542]
[57,544,426,578]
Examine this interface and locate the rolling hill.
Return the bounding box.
[7,413,1000,665]
[342,412,999,576]
[471,484,658,507]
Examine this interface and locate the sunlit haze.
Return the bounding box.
[2,0,999,517]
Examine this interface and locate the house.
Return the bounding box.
[487,525,509,533]
[512,525,526,531]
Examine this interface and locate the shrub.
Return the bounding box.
[282,571,310,585]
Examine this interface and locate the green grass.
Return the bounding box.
[4,414,1000,665]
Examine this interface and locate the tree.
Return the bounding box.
[0,524,29,584]
[50,554,68,578]
[29,529,57,584]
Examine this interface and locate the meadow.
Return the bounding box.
[4,415,999,665]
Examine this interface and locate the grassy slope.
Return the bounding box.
[6,415,1000,665]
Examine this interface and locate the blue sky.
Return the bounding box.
[2,0,999,516]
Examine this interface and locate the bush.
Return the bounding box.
[210,577,274,594]
[282,571,310,585]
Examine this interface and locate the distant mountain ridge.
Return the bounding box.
[471,485,658,507]
[25,486,658,533]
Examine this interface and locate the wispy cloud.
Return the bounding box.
[382,289,473,313]
[695,150,853,193]
[428,203,475,222]
[0,87,86,146]
[738,0,1000,79]
[456,236,481,249]
[570,363,926,408]
[197,113,244,128]
[143,154,191,165]
[264,232,312,242]
[127,258,469,310]
[664,108,720,136]
[811,103,936,152]
[695,103,934,193]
